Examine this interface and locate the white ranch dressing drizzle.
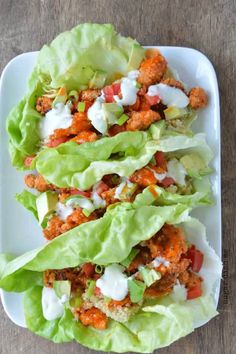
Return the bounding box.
[88,70,140,134]
[167,158,187,186]
[39,103,73,140]
[96,264,128,301]
[91,182,106,209]
[114,70,139,106]
[41,287,65,321]
[55,202,73,221]
[146,167,167,182]
[152,256,170,268]
[147,83,189,108]
[66,197,94,211]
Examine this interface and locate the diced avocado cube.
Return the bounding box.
[149,120,166,139]
[53,280,71,299]
[128,43,145,70]
[164,106,188,120]
[180,154,212,178]
[102,103,124,125]
[36,191,58,227]
[128,278,146,303]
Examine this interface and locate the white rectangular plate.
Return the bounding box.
[0,47,221,328]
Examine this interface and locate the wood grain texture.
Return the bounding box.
[0,0,235,353]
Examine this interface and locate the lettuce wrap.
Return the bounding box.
[6,24,145,169]
[14,130,213,241]
[0,206,221,352]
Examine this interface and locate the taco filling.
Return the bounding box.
[22,145,212,240]
[42,224,204,329]
[23,48,207,167]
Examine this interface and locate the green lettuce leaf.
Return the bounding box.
[35,23,145,90]
[6,80,43,169]
[6,24,144,169]
[34,132,213,190]
[15,190,38,220]
[133,178,213,208]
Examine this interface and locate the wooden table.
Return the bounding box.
[0,1,235,353]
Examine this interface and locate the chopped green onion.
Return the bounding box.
[120,249,140,267]
[68,90,79,101]
[78,101,86,112]
[128,278,146,303]
[85,280,96,299]
[95,265,104,274]
[139,267,161,287]
[135,82,142,89]
[117,114,129,126]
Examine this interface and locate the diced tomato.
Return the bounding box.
[102,83,121,103]
[24,156,35,167]
[161,177,175,187]
[145,94,160,106]
[155,151,167,168]
[94,286,101,296]
[82,263,95,277]
[112,83,121,95]
[70,189,91,198]
[186,245,204,273]
[95,181,109,196]
[103,85,114,103]
[187,284,202,300]
[46,137,68,148]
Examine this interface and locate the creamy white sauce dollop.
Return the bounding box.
[147,167,167,182]
[167,159,187,186]
[147,83,189,108]
[55,202,73,221]
[91,183,106,209]
[87,97,107,135]
[96,264,128,301]
[114,70,139,106]
[41,287,65,321]
[39,103,73,140]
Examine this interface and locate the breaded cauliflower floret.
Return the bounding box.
[126,110,160,131]
[189,87,208,109]
[138,51,167,86]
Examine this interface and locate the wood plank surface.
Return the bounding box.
[0,0,235,353]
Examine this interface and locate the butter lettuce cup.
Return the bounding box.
[0,204,221,352]
[7,24,208,170]
[15,130,213,241]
